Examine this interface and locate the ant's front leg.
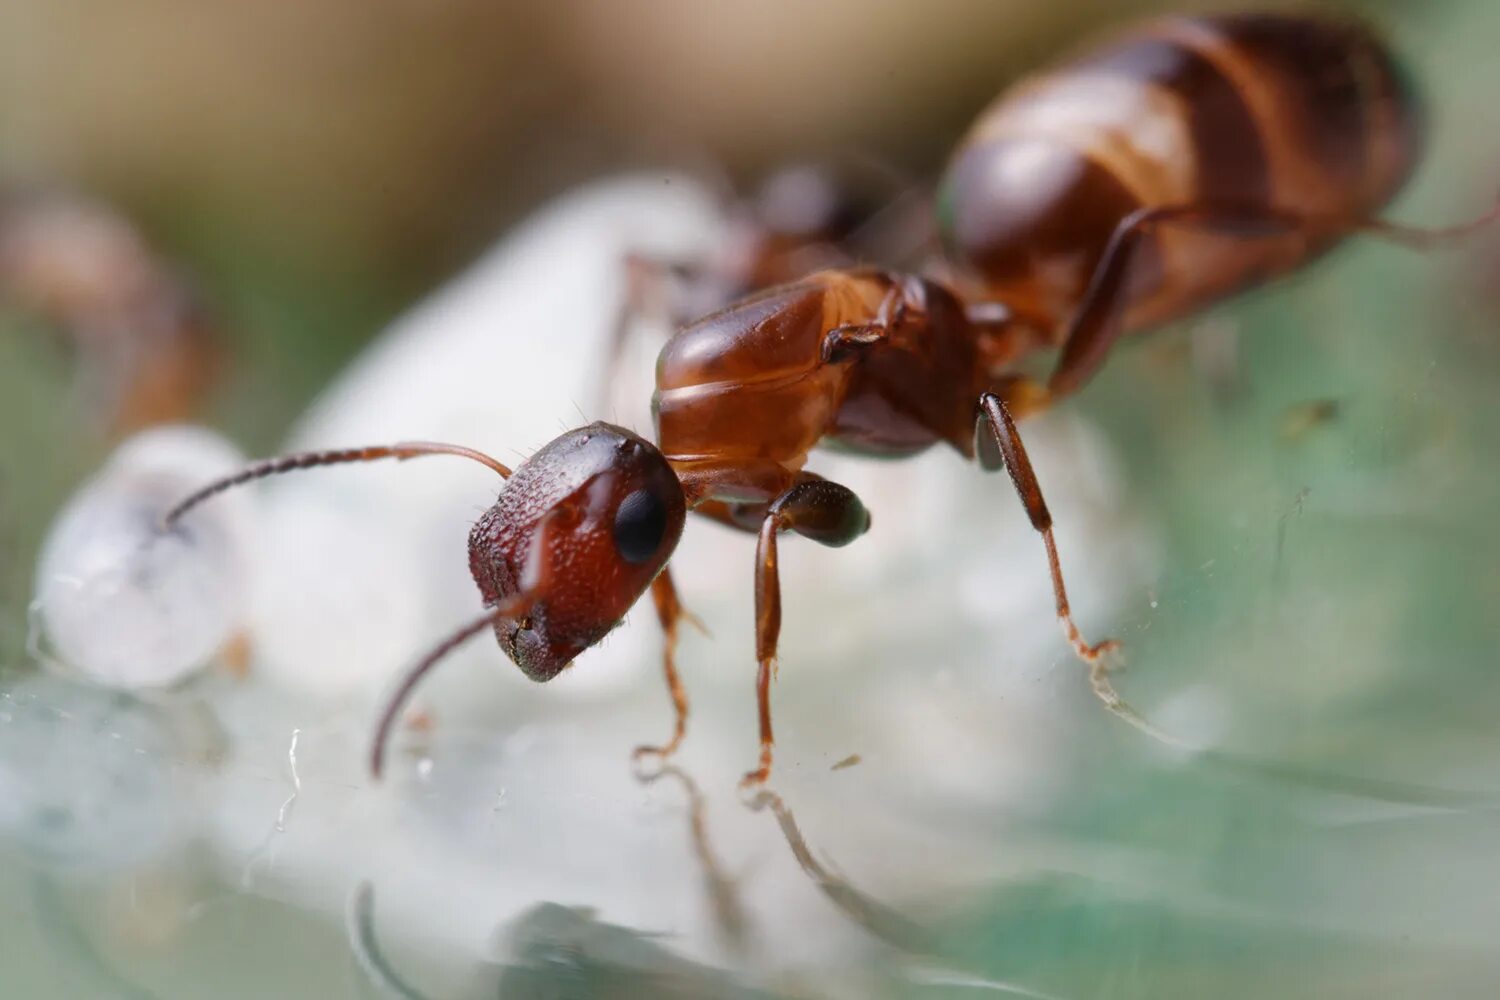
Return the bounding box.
[744,477,872,788]
[974,392,1123,702]
[633,566,701,765]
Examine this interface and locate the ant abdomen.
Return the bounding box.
[939,12,1421,334]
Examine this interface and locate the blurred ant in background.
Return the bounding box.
[0,187,221,436]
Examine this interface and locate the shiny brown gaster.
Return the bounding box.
[936,12,1455,394]
[162,11,1496,789]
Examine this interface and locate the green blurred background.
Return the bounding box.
[3,1,1500,997]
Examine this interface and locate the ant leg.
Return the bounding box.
[596,252,708,414]
[634,566,695,763]
[676,457,800,510]
[819,279,925,363]
[964,301,1053,414]
[1049,197,1500,398]
[974,392,1122,701]
[1049,203,1305,398]
[845,182,940,270]
[744,478,872,788]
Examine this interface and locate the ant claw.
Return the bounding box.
[1062,616,1123,670]
[1088,639,1124,670]
[738,763,772,793]
[631,738,685,778]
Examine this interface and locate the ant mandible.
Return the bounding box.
[162,12,1498,787]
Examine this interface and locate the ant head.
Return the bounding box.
[467,422,685,681]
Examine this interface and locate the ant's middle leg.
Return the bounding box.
[974,391,1123,705]
[743,477,872,788]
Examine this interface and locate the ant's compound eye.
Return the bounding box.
[613,488,667,565]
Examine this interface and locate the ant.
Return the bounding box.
[0,187,220,435]
[162,12,1498,788]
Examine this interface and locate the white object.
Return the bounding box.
[32,425,252,689]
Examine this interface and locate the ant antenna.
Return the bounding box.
[369,504,562,781]
[368,592,535,781]
[160,442,512,528]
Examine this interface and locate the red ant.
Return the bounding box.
[162,12,1498,787]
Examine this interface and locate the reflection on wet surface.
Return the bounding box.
[749,789,934,956]
[8,647,1500,1000]
[32,872,162,1000]
[345,764,1051,999]
[638,765,751,954]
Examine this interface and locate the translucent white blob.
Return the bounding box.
[33,425,252,689]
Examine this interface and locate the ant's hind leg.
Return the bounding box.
[743,477,872,788]
[1048,197,1500,399]
[1046,202,1304,399]
[634,567,696,765]
[974,392,1122,702]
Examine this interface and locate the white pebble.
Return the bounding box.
[33,426,253,689]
